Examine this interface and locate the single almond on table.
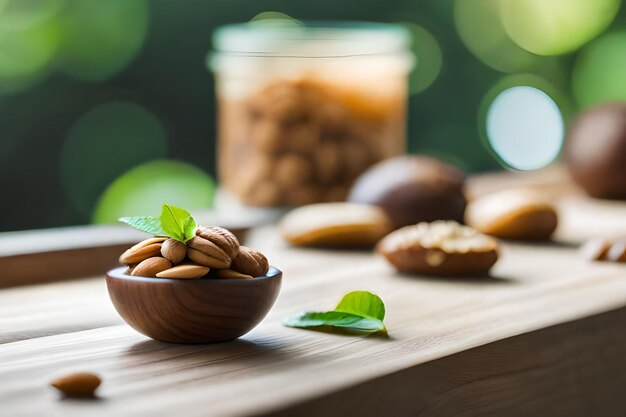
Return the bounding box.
[156,263,210,279]
[161,238,187,264]
[230,246,269,277]
[377,220,499,276]
[195,226,240,260]
[465,188,558,240]
[216,269,253,279]
[131,257,173,277]
[280,202,392,247]
[51,372,101,398]
[119,237,166,265]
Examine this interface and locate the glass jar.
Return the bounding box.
[210,21,414,206]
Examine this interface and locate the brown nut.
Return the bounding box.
[465,189,558,240]
[216,269,253,280]
[377,220,499,276]
[565,103,626,199]
[156,263,210,279]
[51,372,101,398]
[131,257,173,277]
[195,226,240,260]
[187,247,231,269]
[119,237,167,265]
[280,202,392,247]
[160,238,187,264]
[231,246,269,277]
[348,156,467,230]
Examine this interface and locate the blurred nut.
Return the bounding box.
[161,238,187,264]
[565,103,626,199]
[119,237,167,265]
[131,257,173,277]
[280,202,392,247]
[348,156,467,229]
[275,153,315,188]
[465,188,558,240]
[231,246,269,277]
[51,372,101,398]
[377,220,499,276]
[156,263,210,279]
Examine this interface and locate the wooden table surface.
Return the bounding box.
[1,169,626,417]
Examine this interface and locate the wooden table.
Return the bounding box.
[1,170,626,417]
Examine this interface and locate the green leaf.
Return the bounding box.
[182,216,197,243]
[284,311,386,335]
[283,291,388,336]
[118,215,165,236]
[334,291,386,321]
[160,203,192,242]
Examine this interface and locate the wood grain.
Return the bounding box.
[0,169,625,416]
[106,267,282,343]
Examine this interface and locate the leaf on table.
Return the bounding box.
[284,311,387,335]
[284,291,388,337]
[118,215,165,236]
[334,291,386,321]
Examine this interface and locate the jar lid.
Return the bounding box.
[212,20,411,58]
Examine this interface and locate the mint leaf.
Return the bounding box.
[334,291,385,321]
[160,203,192,242]
[284,291,388,336]
[284,311,386,335]
[118,216,165,236]
[182,216,197,243]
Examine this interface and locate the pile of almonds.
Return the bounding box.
[119,225,269,279]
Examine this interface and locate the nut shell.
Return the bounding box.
[231,246,269,277]
[377,221,499,276]
[188,247,231,269]
[465,189,558,240]
[196,226,240,260]
[51,372,101,398]
[348,156,467,229]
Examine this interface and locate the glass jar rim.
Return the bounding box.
[212,20,412,58]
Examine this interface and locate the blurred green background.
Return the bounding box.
[1,0,624,231]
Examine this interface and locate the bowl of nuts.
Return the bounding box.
[106,204,282,344]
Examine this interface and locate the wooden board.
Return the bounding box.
[1,170,626,416]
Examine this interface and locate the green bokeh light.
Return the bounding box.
[0,0,65,31]
[61,101,167,217]
[58,0,149,81]
[93,160,215,224]
[0,18,60,94]
[454,0,539,73]
[250,11,301,25]
[401,22,442,95]
[573,30,626,108]
[501,0,620,56]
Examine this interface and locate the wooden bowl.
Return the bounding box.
[105,266,282,344]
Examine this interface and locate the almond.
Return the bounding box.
[119,237,166,265]
[51,372,101,397]
[161,238,187,264]
[377,220,499,276]
[131,257,173,277]
[196,226,240,259]
[279,203,391,247]
[465,189,557,240]
[156,263,210,279]
[216,269,253,279]
[187,247,231,269]
[230,246,269,277]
